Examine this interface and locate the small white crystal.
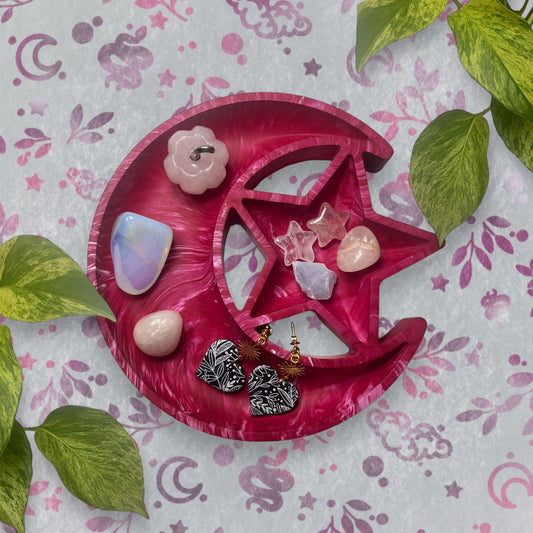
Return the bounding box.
[293,261,337,300]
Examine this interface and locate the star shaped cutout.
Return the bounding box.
[44,493,63,511]
[307,202,349,247]
[304,58,322,76]
[18,351,37,371]
[228,138,440,352]
[445,481,463,498]
[29,98,48,116]
[299,491,318,510]
[158,69,177,88]
[25,173,44,191]
[150,10,169,29]
[274,220,317,266]
[431,273,449,291]
[170,520,188,533]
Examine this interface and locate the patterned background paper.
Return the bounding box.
[1,1,532,532]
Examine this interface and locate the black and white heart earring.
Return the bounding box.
[248,322,304,417]
[195,325,272,393]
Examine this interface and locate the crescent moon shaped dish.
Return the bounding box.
[87,92,440,441]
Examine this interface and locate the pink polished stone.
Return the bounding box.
[133,310,183,357]
[164,125,229,195]
[337,226,380,272]
[274,220,317,266]
[307,202,349,247]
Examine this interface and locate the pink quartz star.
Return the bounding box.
[150,10,169,29]
[158,69,177,88]
[18,352,37,370]
[307,202,349,247]
[274,220,317,266]
[25,173,44,191]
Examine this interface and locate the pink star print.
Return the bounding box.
[303,58,322,76]
[292,437,310,451]
[431,273,449,291]
[18,352,37,371]
[158,69,177,88]
[150,10,169,29]
[465,348,482,367]
[44,493,63,511]
[170,521,188,533]
[274,220,317,266]
[29,99,48,116]
[299,491,318,510]
[445,481,462,498]
[25,173,44,191]
[306,314,322,331]
[307,202,349,247]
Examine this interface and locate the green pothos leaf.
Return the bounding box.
[0,325,22,457]
[410,110,490,245]
[0,235,115,322]
[34,406,147,518]
[491,98,533,172]
[0,421,32,533]
[448,0,533,121]
[355,0,447,72]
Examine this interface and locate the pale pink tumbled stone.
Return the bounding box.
[133,310,183,357]
[164,126,229,195]
[337,226,380,273]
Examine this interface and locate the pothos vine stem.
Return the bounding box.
[452,0,463,9]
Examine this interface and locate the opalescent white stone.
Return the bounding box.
[111,212,173,295]
[133,310,183,357]
[337,226,380,272]
[293,261,337,300]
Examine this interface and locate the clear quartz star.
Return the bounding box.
[307,202,349,247]
[274,220,317,266]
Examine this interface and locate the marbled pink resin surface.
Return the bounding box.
[88,93,440,440]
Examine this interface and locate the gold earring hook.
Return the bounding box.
[278,322,304,381]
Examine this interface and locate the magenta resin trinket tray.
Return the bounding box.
[87,93,440,441]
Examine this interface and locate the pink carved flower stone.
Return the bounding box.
[164,126,229,194]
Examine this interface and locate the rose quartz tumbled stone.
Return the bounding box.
[337,226,380,272]
[164,126,229,195]
[133,310,183,357]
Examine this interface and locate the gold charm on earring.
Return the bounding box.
[237,324,272,362]
[248,322,302,417]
